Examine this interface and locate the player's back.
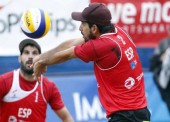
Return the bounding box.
[93,25,147,117]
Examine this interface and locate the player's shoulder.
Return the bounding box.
[42,76,56,86]
[42,76,59,93]
[0,71,13,81]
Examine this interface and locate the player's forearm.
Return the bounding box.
[62,118,74,122]
[54,107,74,122]
[53,38,85,51]
[39,38,84,61]
[42,47,75,66]
[62,116,74,122]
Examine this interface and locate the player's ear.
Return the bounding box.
[91,24,97,31]
[18,56,21,63]
[92,24,99,34]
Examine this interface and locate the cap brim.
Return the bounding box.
[19,39,41,54]
[71,12,86,22]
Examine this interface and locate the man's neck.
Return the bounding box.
[19,70,35,81]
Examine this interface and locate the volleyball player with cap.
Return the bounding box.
[33,3,151,121]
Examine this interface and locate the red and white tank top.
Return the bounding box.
[1,69,47,122]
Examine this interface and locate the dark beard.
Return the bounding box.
[89,31,96,39]
[82,31,96,42]
[20,62,34,75]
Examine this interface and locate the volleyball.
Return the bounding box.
[20,8,51,39]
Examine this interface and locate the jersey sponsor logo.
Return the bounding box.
[136,72,144,81]
[8,116,17,122]
[9,89,18,99]
[10,94,18,99]
[130,60,137,69]
[124,77,135,89]
[12,89,17,93]
[8,115,27,122]
[18,108,32,118]
[7,90,18,100]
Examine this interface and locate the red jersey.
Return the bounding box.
[75,25,147,117]
[0,69,64,122]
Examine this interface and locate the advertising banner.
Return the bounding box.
[92,0,170,47]
[0,0,169,56]
[0,0,89,56]
[47,74,107,122]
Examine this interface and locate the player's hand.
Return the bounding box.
[31,55,47,80]
[33,59,47,80]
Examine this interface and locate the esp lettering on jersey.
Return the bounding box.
[18,108,32,118]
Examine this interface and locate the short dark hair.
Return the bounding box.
[19,39,41,55]
[87,22,115,34]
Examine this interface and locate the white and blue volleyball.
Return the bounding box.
[20,8,51,39]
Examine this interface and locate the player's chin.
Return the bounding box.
[83,36,88,42]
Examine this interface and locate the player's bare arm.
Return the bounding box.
[54,107,74,122]
[38,38,84,61]
[32,38,84,79]
[33,44,78,79]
